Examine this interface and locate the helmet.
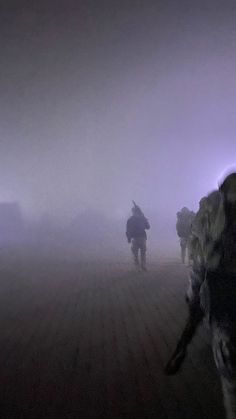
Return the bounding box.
[220,172,236,192]
[181,207,189,213]
[220,172,236,203]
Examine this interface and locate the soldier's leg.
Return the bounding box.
[180,239,187,264]
[212,327,236,419]
[186,241,191,266]
[182,246,186,264]
[140,238,147,271]
[131,239,139,266]
[165,301,204,374]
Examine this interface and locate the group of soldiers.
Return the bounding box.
[126,172,236,419]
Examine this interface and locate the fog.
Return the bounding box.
[1,0,236,260]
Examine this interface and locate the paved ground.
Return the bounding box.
[0,257,226,418]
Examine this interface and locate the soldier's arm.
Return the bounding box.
[144,217,150,229]
[186,238,206,304]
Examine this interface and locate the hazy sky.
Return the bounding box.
[1,0,236,220]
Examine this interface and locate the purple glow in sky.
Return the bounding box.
[0,0,236,222]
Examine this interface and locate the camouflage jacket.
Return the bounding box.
[189,190,226,271]
[187,190,226,306]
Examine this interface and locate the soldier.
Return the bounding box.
[176,207,195,264]
[165,172,236,419]
[126,201,150,271]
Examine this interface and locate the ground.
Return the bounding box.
[0,255,226,418]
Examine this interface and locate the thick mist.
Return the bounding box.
[1,0,236,260]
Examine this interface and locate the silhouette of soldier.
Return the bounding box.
[126,201,150,271]
[176,207,195,264]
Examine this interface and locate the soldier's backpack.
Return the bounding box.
[176,212,192,238]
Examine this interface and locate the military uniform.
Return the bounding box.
[167,173,236,419]
[176,207,195,264]
[126,205,150,271]
[190,184,236,419]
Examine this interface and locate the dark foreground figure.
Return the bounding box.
[165,172,236,419]
[126,201,150,271]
